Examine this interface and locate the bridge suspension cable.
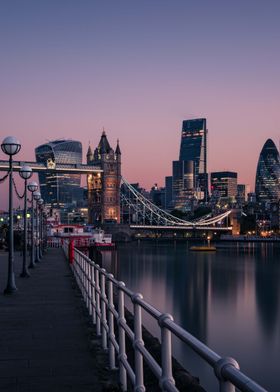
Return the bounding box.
[120,177,232,227]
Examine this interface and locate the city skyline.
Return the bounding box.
[1,1,280,208]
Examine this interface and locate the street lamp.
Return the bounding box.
[19,165,33,277]
[27,181,38,268]
[38,198,44,259]
[33,191,41,263]
[1,136,21,294]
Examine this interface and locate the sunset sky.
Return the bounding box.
[0,0,280,209]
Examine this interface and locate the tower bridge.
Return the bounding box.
[0,132,232,232]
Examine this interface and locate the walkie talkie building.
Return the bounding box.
[35,140,83,207]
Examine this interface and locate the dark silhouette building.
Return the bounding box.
[87,132,121,224]
[35,140,82,208]
[255,139,280,205]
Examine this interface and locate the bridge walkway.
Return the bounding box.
[0,248,117,392]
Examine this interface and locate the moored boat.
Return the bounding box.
[190,245,216,251]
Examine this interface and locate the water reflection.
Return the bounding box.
[97,241,280,391]
[255,247,280,337]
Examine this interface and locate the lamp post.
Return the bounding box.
[37,199,44,259]
[33,191,41,263]
[27,181,38,268]
[1,136,21,294]
[19,166,33,277]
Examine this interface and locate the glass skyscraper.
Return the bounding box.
[179,118,208,197]
[35,140,83,207]
[255,139,280,204]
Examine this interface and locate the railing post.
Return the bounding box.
[82,255,86,300]
[69,239,74,264]
[86,260,90,310]
[158,313,175,391]
[107,274,116,369]
[91,263,96,324]
[100,268,108,350]
[78,253,82,291]
[118,281,127,391]
[132,293,145,392]
[95,268,101,336]
[214,357,239,392]
[88,261,93,316]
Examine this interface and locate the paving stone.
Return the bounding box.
[0,249,115,392]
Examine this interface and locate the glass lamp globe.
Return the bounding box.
[27,181,38,193]
[33,191,41,201]
[1,136,21,156]
[19,165,33,180]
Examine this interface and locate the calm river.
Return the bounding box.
[102,241,280,391]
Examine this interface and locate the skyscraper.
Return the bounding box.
[255,139,280,204]
[35,140,82,207]
[179,118,208,197]
[172,160,195,210]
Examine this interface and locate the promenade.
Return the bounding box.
[0,249,118,392]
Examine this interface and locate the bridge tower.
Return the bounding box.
[87,132,121,224]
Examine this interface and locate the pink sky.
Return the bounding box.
[0,1,279,209]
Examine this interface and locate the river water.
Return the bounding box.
[102,241,280,391]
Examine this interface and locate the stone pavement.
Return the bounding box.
[0,249,118,392]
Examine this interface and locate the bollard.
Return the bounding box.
[69,239,74,264]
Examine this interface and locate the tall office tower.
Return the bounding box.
[172,160,195,210]
[165,176,173,209]
[237,184,250,205]
[35,140,82,208]
[179,118,208,198]
[211,171,238,200]
[255,139,280,204]
[87,132,121,224]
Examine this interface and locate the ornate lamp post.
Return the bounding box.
[19,166,33,277]
[33,191,41,263]
[38,199,44,259]
[27,181,38,268]
[1,136,21,294]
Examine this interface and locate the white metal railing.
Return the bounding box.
[47,238,62,248]
[62,242,267,392]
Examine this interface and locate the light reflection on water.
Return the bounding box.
[101,241,280,392]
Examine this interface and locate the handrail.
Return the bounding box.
[62,241,267,392]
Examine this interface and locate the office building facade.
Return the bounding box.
[237,184,250,205]
[172,160,195,210]
[35,140,83,208]
[211,171,237,200]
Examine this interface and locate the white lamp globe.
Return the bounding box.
[27,181,38,193]
[33,191,41,201]
[1,136,21,156]
[19,165,33,180]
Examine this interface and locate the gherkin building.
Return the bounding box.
[255,139,280,204]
